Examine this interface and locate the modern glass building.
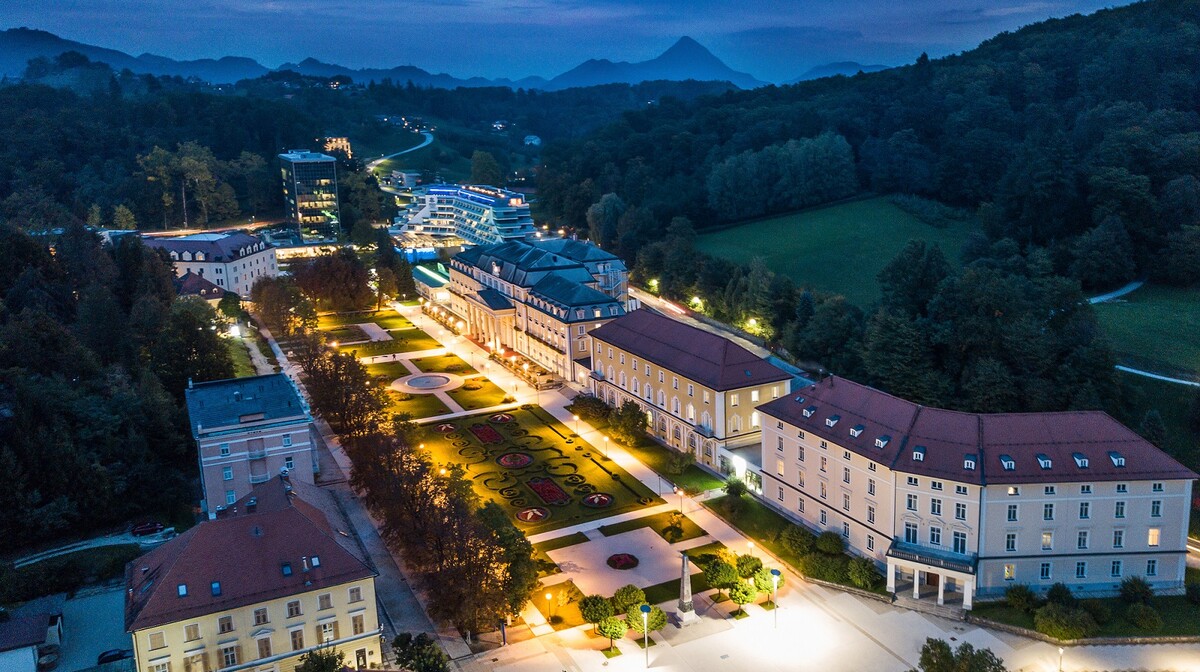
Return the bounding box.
[279,150,339,230]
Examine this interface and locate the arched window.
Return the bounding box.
[673,426,682,440]
[730,415,742,433]
[657,390,666,407]
[701,411,712,430]
[619,371,626,388]
[686,404,695,422]
[751,411,760,428]
[607,366,614,382]
[658,417,667,431]
[631,378,639,394]
[672,397,680,415]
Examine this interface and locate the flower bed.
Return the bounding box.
[517,507,550,522]
[581,492,614,508]
[496,452,534,469]
[469,423,505,444]
[489,412,514,423]
[607,553,639,570]
[528,477,571,506]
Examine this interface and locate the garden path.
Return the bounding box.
[354,321,393,341]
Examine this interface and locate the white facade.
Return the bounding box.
[144,232,278,298]
[397,184,535,245]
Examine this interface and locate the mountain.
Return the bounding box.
[788,61,891,83]
[272,57,550,90]
[547,37,765,90]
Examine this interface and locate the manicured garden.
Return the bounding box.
[338,332,441,357]
[412,353,477,375]
[599,510,707,543]
[419,407,661,534]
[385,390,451,419]
[445,378,510,410]
[317,309,404,328]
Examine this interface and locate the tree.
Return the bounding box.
[295,646,344,672]
[780,525,816,556]
[662,511,685,543]
[586,193,625,250]
[815,531,844,555]
[470,150,503,186]
[728,581,757,616]
[702,560,738,601]
[151,297,234,396]
[736,554,762,579]
[721,476,748,515]
[1070,216,1136,290]
[291,249,374,312]
[597,616,627,653]
[752,567,784,602]
[877,240,950,318]
[610,399,648,444]
[477,502,538,618]
[908,638,1007,672]
[568,394,610,422]
[579,594,614,633]
[1138,410,1167,447]
[847,557,881,589]
[625,602,667,635]
[1005,584,1038,613]
[1119,576,1154,604]
[611,584,646,615]
[217,293,243,320]
[392,633,449,672]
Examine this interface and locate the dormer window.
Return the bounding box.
[875,435,891,449]
[850,424,864,438]
[803,405,817,418]
[1036,454,1052,469]
[177,584,188,597]
[281,563,293,576]
[311,555,321,567]
[825,415,840,428]
[196,252,205,261]
[1000,455,1015,470]
[793,396,805,404]
[964,454,977,470]
[1072,453,1089,468]
[211,581,222,596]
[912,446,925,462]
[1108,451,1125,467]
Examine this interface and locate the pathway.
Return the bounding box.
[366,131,435,172]
[1115,364,1200,387]
[1088,278,1145,304]
[241,332,274,375]
[355,321,393,342]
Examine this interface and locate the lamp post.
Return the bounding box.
[1058,647,1064,672]
[639,604,651,668]
[675,487,684,514]
[603,436,609,458]
[770,568,781,629]
[748,541,756,557]
[545,592,553,623]
[573,415,580,438]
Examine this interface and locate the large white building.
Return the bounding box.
[396,184,536,245]
[143,232,278,298]
[756,376,1196,608]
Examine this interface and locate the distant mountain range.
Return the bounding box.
[0,27,886,90]
[788,61,891,83]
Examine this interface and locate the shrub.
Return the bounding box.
[568,394,610,422]
[780,525,816,556]
[800,553,849,584]
[847,557,882,589]
[736,554,763,579]
[1119,576,1154,604]
[1034,603,1098,640]
[1079,599,1112,625]
[611,584,646,615]
[461,380,482,391]
[1005,584,1039,613]
[610,400,649,445]
[1186,582,1200,605]
[665,450,695,475]
[1126,603,1163,632]
[501,395,516,403]
[815,531,845,555]
[625,602,667,634]
[1046,582,1077,608]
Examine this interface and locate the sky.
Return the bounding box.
[1,0,1128,83]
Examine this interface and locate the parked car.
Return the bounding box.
[97,649,133,665]
[130,521,164,537]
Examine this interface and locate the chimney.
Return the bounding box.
[302,556,309,572]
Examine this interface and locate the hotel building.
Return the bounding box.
[125,477,382,672]
[757,376,1197,608]
[143,232,278,298]
[396,184,535,245]
[587,309,792,477]
[279,151,339,228]
[185,375,317,518]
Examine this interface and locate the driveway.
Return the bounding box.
[13,587,129,672]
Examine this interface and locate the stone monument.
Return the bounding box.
[678,550,699,625]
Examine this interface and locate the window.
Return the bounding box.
[211,581,221,596]
[955,485,968,495]
[352,614,365,635]
[177,583,188,597]
[798,446,805,463]
[1041,531,1053,550]
[820,440,828,449]
[776,459,785,477]
[219,443,230,456]
[904,522,918,544]
[223,466,233,481]
[254,607,268,625]
[1075,561,1087,579]
[320,621,337,644]
[1007,486,1020,496]
[930,498,942,516]
[1005,533,1016,552]
[1151,500,1162,517]
[287,600,302,618]
[1080,484,1092,494]
[1111,560,1122,578]
[318,593,332,610]
[931,480,943,491]
[1113,530,1125,549]
[218,615,233,633]
[1007,504,1018,522]
[907,476,919,486]
[820,482,827,499]
[1152,482,1164,492]
[730,393,739,407]
[777,437,784,452]
[820,456,827,472]
[1043,503,1054,521]
[1115,501,1126,518]
[1146,559,1158,576]
[797,471,805,488]
[867,478,876,496]
[842,467,850,484]
[257,637,272,659]
[282,434,292,447]
[906,494,917,511]
[1116,483,1127,493]
[148,632,166,650]
[867,535,875,551]
[842,450,851,460]
[867,505,876,524]
[929,526,942,546]
[672,376,678,390]
[842,493,851,511]
[226,490,236,505]
[751,412,760,428]
[953,531,967,554]
[869,462,877,472]
[955,502,967,520]
[1040,562,1052,580]
[777,486,785,501]
[842,522,850,538]
[185,624,200,641]
[1079,502,1090,519]
[820,510,828,525]
[285,456,294,470]
[222,645,238,668]
[291,629,305,651]
[1044,485,1056,495]
[798,499,805,513]
[1077,531,1089,549]
[1004,564,1016,581]
[1148,528,1160,547]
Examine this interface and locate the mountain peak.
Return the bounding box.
[661,36,714,59]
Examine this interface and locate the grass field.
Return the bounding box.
[227,338,256,377]
[384,390,450,419]
[317,309,403,329]
[420,407,661,534]
[355,128,426,166]
[1094,285,1200,377]
[599,510,707,543]
[412,353,476,375]
[695,196,976,306]
[445,379,509,411]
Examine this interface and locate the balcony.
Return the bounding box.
[247,448,267,460]
[249,472,271,484]
[886,540,977,574]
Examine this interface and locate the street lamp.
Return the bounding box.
[1058,647,1064,672]
[545,592,553,623]
[573,414,580,437]
[603,436,609,458]
[748,541,756,557]
[770,568,781,628]
[675,487,684,514]
[639,603,651,668]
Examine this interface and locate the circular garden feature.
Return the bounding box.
[435,423,456,433]
[489,412,514,423]
[495,452,534,469]
[581,492,614,508]
[516,507,550,523]
[606,553,639,570]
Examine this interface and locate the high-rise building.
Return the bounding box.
[279,150,339,228]
[397,184,535,245]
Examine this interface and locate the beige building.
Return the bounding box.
[125,477,382,672]
[757,376,1197,609]
[587,310,791,477]
[185,375,317,517]
[144,232,278,298]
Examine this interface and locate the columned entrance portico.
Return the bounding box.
[886,541,977,610]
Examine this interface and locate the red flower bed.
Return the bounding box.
[581,492,614,508]
[469,423,505,444]
[496,452,534,469]
[607,553,639,570]
[527,477,571,506]
[489,413,514,423]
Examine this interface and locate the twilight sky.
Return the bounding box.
[2,0,1128,82]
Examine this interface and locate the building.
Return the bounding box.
[174,271,227,305]
[185,374,317,517]
[444,239,629,381]
[587,309,792,477]
[279,150,339,229]
[396,184,535,245]
[322,137,352,159]
[144,232,278,298]
[523,135,542,147]
[0,614,60,672]
[125,477,382,672]
[757,376,1197,608]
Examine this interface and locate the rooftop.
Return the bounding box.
[589,309,791,392]
[456,240,602,290]
[0,614,49,653]
[530,274,621,311]
[757,376,1198,485]
[185,374,308,436]
[279,150,336,162]
[174,271,225,299]
[125,477,374,632]
[143,232,271,264]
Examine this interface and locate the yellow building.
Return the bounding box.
[587,309,791,477]
[125,477,382,672]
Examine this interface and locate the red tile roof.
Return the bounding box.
[124,477,374,632]
[589,309,790,392]
[757,376,1197,485]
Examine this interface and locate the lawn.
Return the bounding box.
[1094,284,1200,377]
[615,436,725,494]
[339,331,442,357]
[695,196,976,306]
[365,361,411,379]
[1,544,142,604]
[384,390,450,419]
[642,570,714,606]
[317,310,402,328]
[376,315,415,330]
[226,338,256,377]
[357,127,427,166]
[419,407,662,534]
[445,378,510,411]
[535,579,587,630]
[412,353,477,375]
[972,595,1200,637]
[599,510,708,543]
[322,324,368,344]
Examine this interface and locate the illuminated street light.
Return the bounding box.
[1058,647,1064,672]
[674,487,684,514]
[545,592,554,622]
[748,541,756,557]
[770,568,781,628]
[573,414,580,437]
[639,604,651,668]
[603,436,609,458]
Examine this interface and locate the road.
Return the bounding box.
[367,131,434,173]
[1087,278,1145,304]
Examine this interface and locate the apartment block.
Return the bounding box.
[143,232,278,298]
[279,150,339,228]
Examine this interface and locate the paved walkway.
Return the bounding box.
[1088,278,1145,304]
[366,131,434,172]
[355,321,393,342]
[241,331,275,375]
[1115,364,1200,387]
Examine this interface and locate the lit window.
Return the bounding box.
[1041,532,1053,550]
[1004,564,1016,581]
[1148,528,1160,547]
